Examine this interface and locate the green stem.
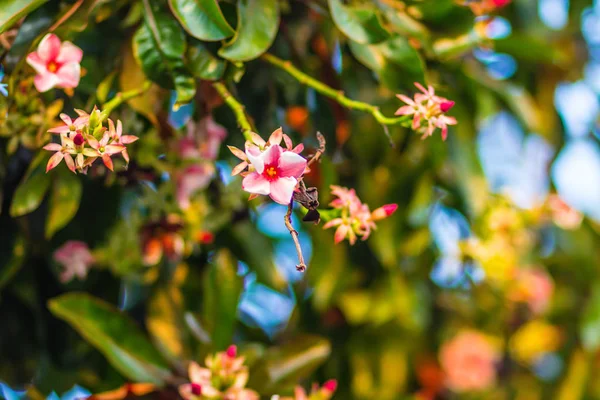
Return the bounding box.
[101,80,152,116]
[261,53,408,126]
[212,82,254,141]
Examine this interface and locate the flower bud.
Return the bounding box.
[73,132,85,146]
[371,204,398,221]
[440,101,455,113]
[226,345,237,358]
[322,379,338,394]
[191,383,202,396]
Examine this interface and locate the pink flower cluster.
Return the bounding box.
[179,345,259,400]
[439,330,500,393]
[395,83,457,141]
[44,108,137,173]
[26,34,82,93]
[53,241,94,283]
[229,128,307,205]
[177,116,227,210]
[275,380,337,400]
[323,186,397,245]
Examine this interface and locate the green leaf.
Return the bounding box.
[9,171,51,217]
[203,250,243,350]
[328,0,390,44]
[45,170,82,239]
[348,35,425,92]
[48,292,171,384]
[0,236,25,291]
[169,0,234,41]
[218,0,279,62]
[581,284,600,352]
[186,40,226,81]
[133,1,195,107]
[248,335,331,393]
[0,0,46,35]
[147,286,190,365]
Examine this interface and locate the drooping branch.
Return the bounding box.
[101,80,152,116]
[212,82,255,141]
[261,53,409,127]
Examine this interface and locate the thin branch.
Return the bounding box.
[307,132,326,168]
[212,82,255,141]
[261,53,409,127]
[101,80,152,116]
[284,200,307,272]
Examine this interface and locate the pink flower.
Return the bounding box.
[547,194,583,230]
[108,119,138,164]
[371,204,398,221]
[43,133,77,173]
[26,34,82,92]
[396,83,457,140]
[176,164,215,210]
[84,132,125,171]
[53,241,94,283]
[242,144,307,205]
[439,330,500,392]
[48,113,89,134]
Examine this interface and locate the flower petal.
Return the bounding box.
[43,143,62,151]
[105,144,126,155]
[86,135,100,150]
[228,145,247,160]
[56,41,83,64]
[278,151,307,178]
[37,34,61,63]
[64,153,76,173]
[102,154,114,171]
[34,72,59,92]
[268,127,283,145]
[56,62,81,88]
[396,94,415,105]
[120,135,138,144]
[242,172,270,195]
[46,151,64,172]
[263,144,282,166]
[26,52,47,75]
[269,176,297,205]
[249,131,266,147]
[334,224,349,244]
[245,145,265,174]
[395,105,414,116]
[231,161,248,176]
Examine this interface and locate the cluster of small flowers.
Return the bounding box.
[179,345,259,400]
[323,186,397,245]
[229,128,308,205]
[44,107,138,174]
[395,83,457,141]
[272,380,337,400]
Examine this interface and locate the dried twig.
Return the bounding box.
[284,200,307,272]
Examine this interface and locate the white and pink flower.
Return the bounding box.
[53,241,94,283]
[26,34,82,92]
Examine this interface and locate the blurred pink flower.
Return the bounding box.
[243,144,307,205]
[53,241,94,283]
[396,83,457,140]
[177,164,215,210]
[26,34,82,92]
[276,380,338,400]
[547,194,583,230]
[511,268,554,315]
[439,330,500,392]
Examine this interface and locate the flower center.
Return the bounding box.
[264,165,278,181]
[47,61,59,73]
[69,124,76,131]
[99,146,105,153]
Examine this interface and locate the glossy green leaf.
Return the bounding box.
[169,0,234,41]
[45,171,82,239]
[328,0,390,44]
[248,335,331,392]
[133,2,195,107]
[48,292,170,384]
[9,171,51,217]
[349,35,424,92]
[0,0,45,34]
[203,250,243,350]
[186,40,226,81]
[218,0,279,62]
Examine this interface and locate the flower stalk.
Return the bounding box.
[212,82,255,141]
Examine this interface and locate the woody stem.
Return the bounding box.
[284,200,307,272]
[212,82,255,141]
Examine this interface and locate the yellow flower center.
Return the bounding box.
[47,62,58,73]
[266,166,277,178]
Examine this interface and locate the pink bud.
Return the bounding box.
[73,133,85,146]
[371,204,398,221]
[440,101,455,113]
[493,0,511,7]
[322,379,338,393]
[226,345,237,358]
[191,383,202,396]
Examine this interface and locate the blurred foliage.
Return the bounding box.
[1,0,600,399]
